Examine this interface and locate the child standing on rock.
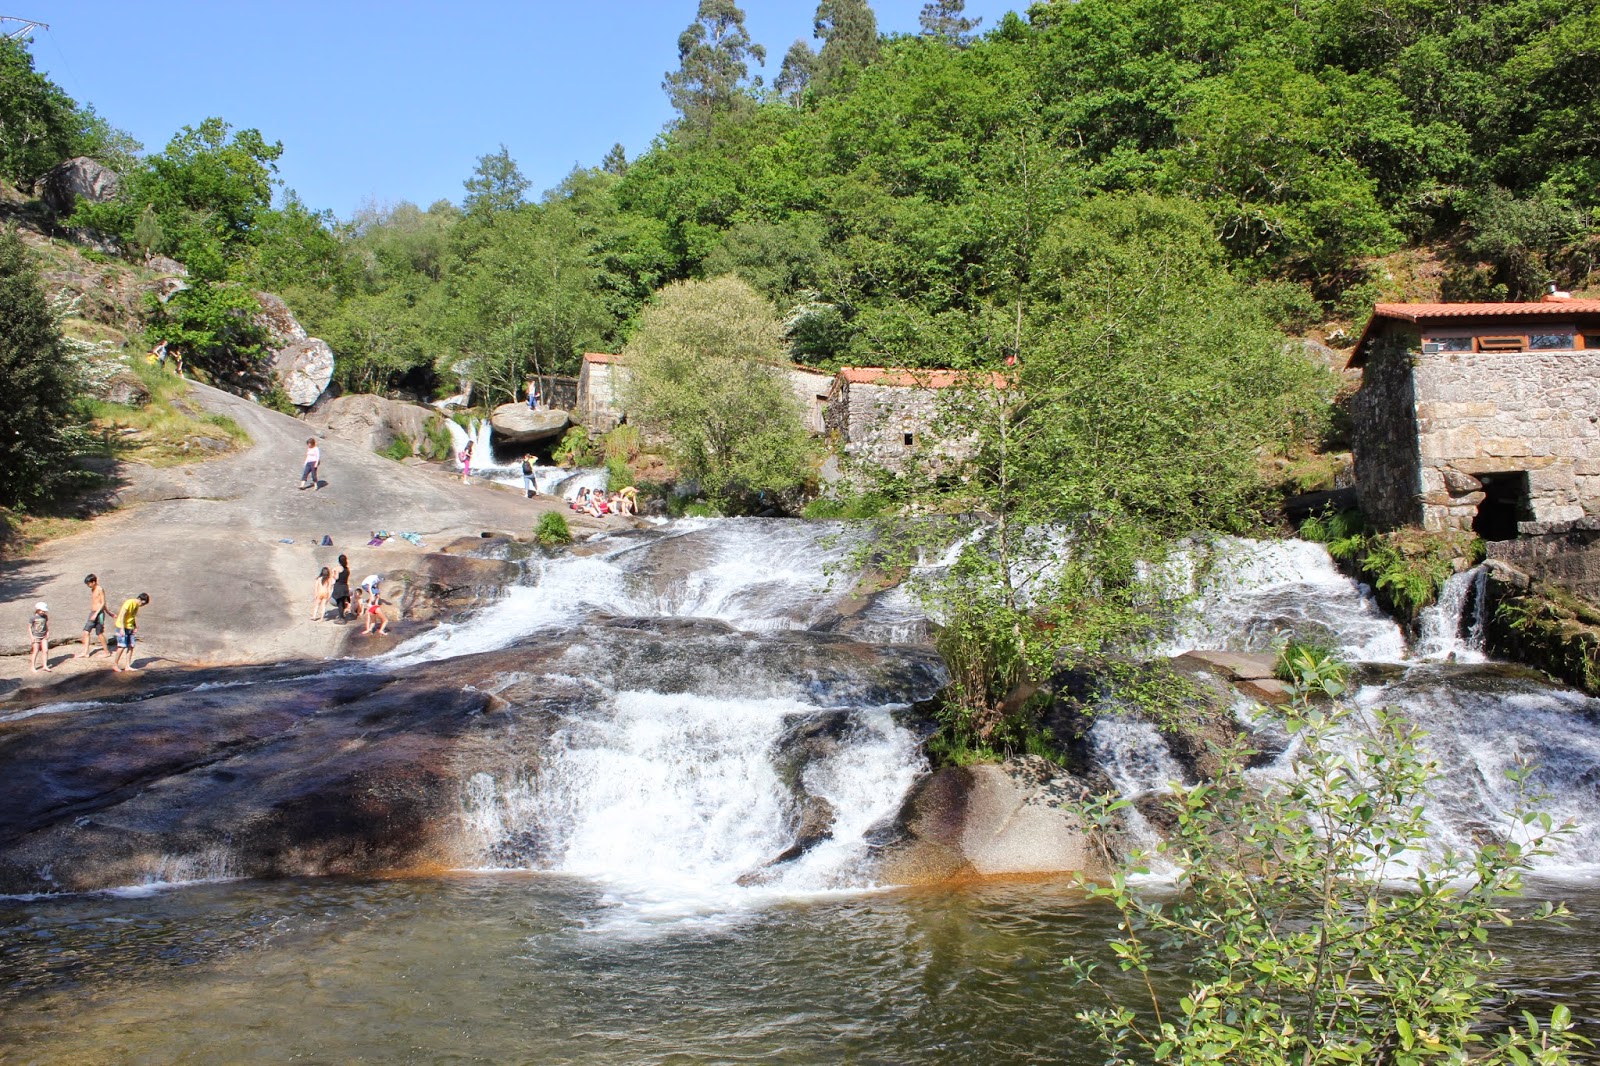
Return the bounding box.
[28,602,51,672]
[459,440,473,485]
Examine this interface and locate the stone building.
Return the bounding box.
[824,367,1008,475]
[1348,300,1600,538]
[575,352,625,431]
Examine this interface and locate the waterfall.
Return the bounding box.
[1415,565,1489,663]
[442,417,606,497]
[1164,537,1407,662]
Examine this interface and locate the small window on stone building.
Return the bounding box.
[903,432,915,447]
[1529,331,1575,350]
[1472,471,1532,542]
[1476,335,1526,353]
[1424,335,1473,352]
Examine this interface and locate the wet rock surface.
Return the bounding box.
[871,756,1106,884]
[0,619,946,895]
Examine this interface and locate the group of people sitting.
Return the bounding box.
[569,485,638,518]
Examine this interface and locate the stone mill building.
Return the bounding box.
[1348,299,1600,540]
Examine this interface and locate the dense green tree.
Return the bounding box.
[74,117,283,280]
[0,38,78,185]
[621,276,814,506]
[919,0,981,45]
[462,144,530,218]
[775,39,816,103]
[0,229,79,507]
[663,0,766,130]
[813,0,880,89]
[144,282,269,385]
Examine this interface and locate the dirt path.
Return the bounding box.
[1,383,608,698]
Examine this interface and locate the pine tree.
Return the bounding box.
[775,40,816,104]
[601,142,628,176]
[813,0,878,88]
[919,0,981,45]
[663,0,766,130]
[0,229,78,509]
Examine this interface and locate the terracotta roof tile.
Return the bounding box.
[1371,301,1600,321]
[835,366,1010,389]
[582,352,616,364]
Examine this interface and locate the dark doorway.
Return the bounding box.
[1472,471,1531,541]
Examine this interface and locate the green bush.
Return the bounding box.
[1273,637,1348,698]
[552,427,593,466]
[378,437,413,461]
[602,423,641,462]
[604,454,634,489]
[535,510,572,547]
[801,493,892,520]
[1068,702,1583,1061]
[422,417,455,461]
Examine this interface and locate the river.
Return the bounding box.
[3,519,1599,1058]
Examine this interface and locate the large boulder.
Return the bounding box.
[96,368,149,407]
[273,337,335,407]
[490,402,569,443]
[307,393,444,454]
[871,757,1105,884]
[254,291,309,346]
[40,157,120,216]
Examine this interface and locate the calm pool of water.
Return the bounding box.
[3,873,1598,1062]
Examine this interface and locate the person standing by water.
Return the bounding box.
[331,555,352,621]
[300,438,321,490]
[521,454,537,499]
[459,440,473,485]
[28,602,51,672]
[310,567,334,622]
[110,592,149,673]
[79,573,111,658]
[527,379,540,410]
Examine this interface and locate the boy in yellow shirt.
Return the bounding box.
[111,592,150,673]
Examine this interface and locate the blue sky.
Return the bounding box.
[27,1,1020,221]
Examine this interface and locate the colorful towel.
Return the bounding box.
[396,532,424,546]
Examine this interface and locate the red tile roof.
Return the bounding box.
[1350,301,1600,367]
[835,367,1011,389]
[1370,300,1600,321]
[582,351,616,364]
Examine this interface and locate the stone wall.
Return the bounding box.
[1351,337,1424,528]
[1354,336,1600,532]
[1487,524,1600,602]
[576,359,626,431]
[786,368,834,434]
[826,379,959,475]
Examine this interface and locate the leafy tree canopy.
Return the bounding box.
[0,228,79,508]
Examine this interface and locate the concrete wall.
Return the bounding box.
[1353,337,1600,532]
[786,367,834,435]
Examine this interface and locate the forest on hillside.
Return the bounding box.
[5,0,1597,405]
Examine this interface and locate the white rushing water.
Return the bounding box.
[399,521,1600,899]
[1414,565,1489,663]
[443,417,606,497]
[1164,537,1407,662]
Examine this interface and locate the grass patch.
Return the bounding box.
[87,361,251,466]
[378,438,414,462]
[802,493,894,520]
[0,507,92,559]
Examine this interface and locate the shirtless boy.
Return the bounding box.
[80,573,111,658]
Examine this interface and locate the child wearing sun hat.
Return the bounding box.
[28,601,51,673]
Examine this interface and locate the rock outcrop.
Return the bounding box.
[0,618,947,894]
[96,368,150,407]
[272,337,336,407]
[245,291,335,408]
[307,393,447,454]
[489,402,569,444]
[40,156,120,216]
[871,757,1105,884]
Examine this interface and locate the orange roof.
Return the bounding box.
[1350,301,1600,367]
[835,367,1011,389]
[1370,300,1600,321]
[582,351,616,364]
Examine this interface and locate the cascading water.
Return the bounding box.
[1415,565,1489,662]
[1164,537,1407,662]
[443,417,606,496]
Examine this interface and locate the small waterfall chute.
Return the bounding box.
[1415,565,1489,663]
